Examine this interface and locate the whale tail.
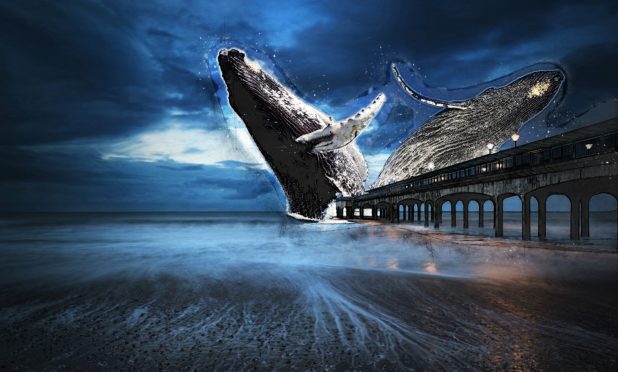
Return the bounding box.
[391,64,467,110]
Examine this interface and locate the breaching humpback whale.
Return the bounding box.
[373,65,563,187]
[295,93,386,153]
[217,49,382,219]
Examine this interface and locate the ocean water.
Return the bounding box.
[0,213,617,370]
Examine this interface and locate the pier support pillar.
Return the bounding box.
[495,198,503,237]
[451,204,457,227]
[417,204,422,223]
[570,197,580,240]
[581,197,590,238]
[434,204,441,229]
[538,197,546,239]
[479,205,484,227]
[424,204,429,227]
[463,201,469,229]
[522,195,531,240]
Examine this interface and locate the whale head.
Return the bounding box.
[218,48,333,136]
[459,70,564,152]
[217,48,368,219]
[471,70,564,132]
[508,70,563,103]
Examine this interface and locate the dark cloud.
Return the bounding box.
[0,147,110,184]
[556,43,618,119]
[0,1,215,145]
[0,147,282,212]
[2,0,615,144]
[269,1,616,102]
[0,0,616,211]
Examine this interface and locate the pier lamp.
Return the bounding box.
[585,143,593,156]
[428,162,435,171]
[511,132,520,147]
[486,143,494,154]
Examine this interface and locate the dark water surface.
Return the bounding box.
[1,213,617,370]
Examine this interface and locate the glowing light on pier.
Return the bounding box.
[486,143,495,154]
[511,132,520,147]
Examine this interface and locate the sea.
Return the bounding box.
[0,212,616,370]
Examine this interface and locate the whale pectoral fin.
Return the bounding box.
[337,92,386,132]
[295,128,329,145]
[294,134,308,144]
[308,93,386,153]
[350,93,386,121]
[299,133,338,154]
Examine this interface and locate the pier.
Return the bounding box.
[336,118,618,241]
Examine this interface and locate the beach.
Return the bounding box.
[1,213,616,370]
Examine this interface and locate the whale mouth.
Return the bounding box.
[218,48,268,79]
[218,48,244,61]
[218,48,244,59]
[217,48,245,73]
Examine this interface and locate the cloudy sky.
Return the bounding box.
[1,0,616,211]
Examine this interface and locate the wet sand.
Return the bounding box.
[0,213,617,370]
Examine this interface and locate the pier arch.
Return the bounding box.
[588,193,617,241]
[545,194,571,240]
[437,200,452,228]
[359,204,374,219]
[468,200,480,228]
[496,193,521,238]
[374,201,392,221]
[482,199,495,228]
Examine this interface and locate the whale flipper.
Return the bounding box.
[295,93,386,153]
[294,126,334,147]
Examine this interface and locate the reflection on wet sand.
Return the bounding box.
[386,258,399,270]
[424,262,437,273]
